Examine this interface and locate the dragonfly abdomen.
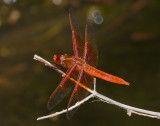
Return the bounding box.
[84,64,129,85]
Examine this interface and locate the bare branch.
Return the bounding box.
[37,94,94,120]
[34,54,160,120]
[33,54,65,76]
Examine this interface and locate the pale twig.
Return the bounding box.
[34,54,160,120]
[37,94,93,120]
[33,54,65,76]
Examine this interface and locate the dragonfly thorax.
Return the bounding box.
[53,53,85,70]
[53,53,74,68]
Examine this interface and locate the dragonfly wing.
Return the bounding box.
[83,22,98,67]
[66,70,94,119]
[47,65,77,110]
[69,8,85,58]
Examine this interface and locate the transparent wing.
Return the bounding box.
[47,65,77,110]
[66,70,94,119]
[69,8,85,58]
[83,22,98,67]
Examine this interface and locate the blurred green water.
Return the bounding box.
[0,0,160,126]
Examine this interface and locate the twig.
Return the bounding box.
[33,54,65,76]
[37,94,93,120]
[34,54,160,120]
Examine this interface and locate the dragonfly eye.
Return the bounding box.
[53,55,57,62]
[53,53,62,65]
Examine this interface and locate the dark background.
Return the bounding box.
[0,0,160,126]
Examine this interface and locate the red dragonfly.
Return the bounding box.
[47,10,129,119]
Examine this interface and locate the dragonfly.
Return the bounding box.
[47,10,129,119]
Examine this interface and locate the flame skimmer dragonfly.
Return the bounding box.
[47,10,129,119]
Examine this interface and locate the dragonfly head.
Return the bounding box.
[53,53,64,65]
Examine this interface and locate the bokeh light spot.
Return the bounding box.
[52,0,62,6]
[87,8,103,25]
[3,0,16,4]
[94,15,103,24]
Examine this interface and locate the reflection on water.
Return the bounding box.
[0,0,160,126]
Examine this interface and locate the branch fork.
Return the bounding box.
[33,54,160,120]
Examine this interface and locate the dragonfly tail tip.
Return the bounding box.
[124,82,130,86]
